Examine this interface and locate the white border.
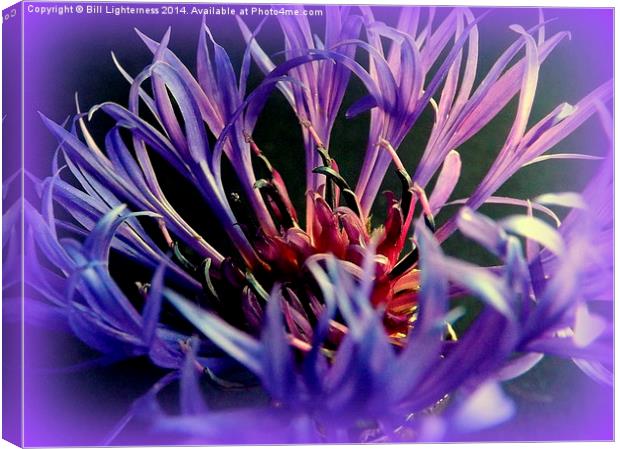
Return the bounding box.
[0,1,617,449]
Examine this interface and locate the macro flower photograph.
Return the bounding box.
[1,1,614,446]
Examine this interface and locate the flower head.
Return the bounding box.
[24,5,612,444]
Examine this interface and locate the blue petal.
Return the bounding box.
[165,289,264,376]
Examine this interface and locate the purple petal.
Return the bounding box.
[388,221,448,402]
[428,150,461,214]
[495,352,543,381]
[165,289,264,376]
[142,261,166,346]
[457,207,508,256]
[180,338,209,415]
[260,285,297,402]
[452,381,515,433]
[572,359,612,386]
[534,192,586,209]
[523,152,603,166]
[499,215,564,256]
[503,25,539,150]
[573,304,607,348]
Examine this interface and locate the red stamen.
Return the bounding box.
[301,118,326,149]
[158,219,174,248]
[378,138,405,172]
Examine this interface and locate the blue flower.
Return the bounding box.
[24,6,612,444]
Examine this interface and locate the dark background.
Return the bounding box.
[21,4,613,445]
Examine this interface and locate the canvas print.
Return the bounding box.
[2,1,614,446]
